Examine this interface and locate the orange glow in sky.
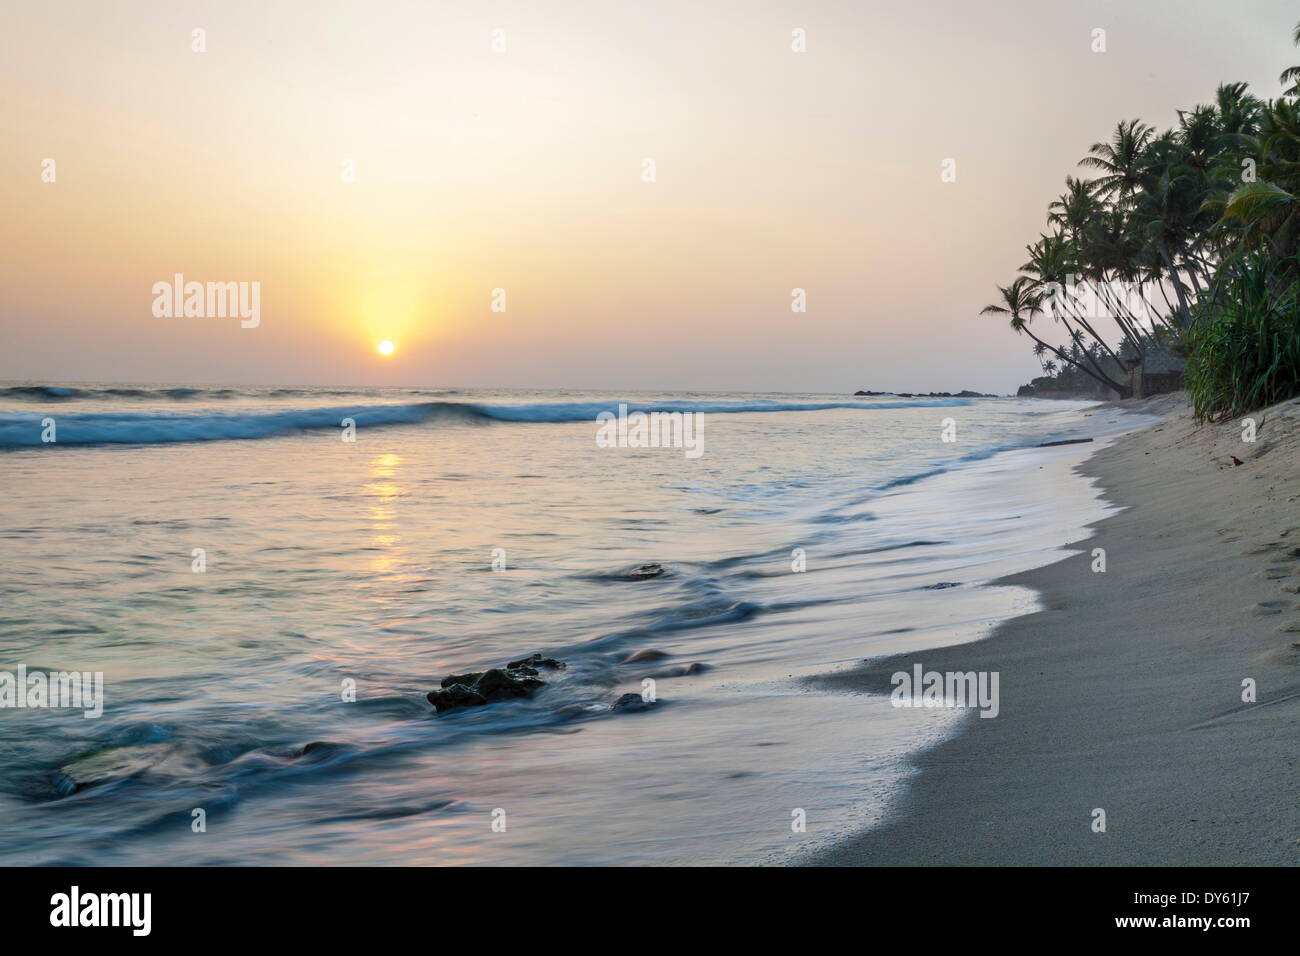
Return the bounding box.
[2,2,1298,392]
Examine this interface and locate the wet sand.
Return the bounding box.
[813,393,1300,865]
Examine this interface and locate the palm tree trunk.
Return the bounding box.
[1054,306,1129,388]
[1020,326,1131,397]
[1157,240,1193,328]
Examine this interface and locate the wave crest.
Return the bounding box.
[0,398,974,447]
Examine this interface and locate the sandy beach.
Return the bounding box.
[814,393,1300,866]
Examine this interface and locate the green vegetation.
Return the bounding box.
[984,23,1300,419]
[1184,254,1300,419]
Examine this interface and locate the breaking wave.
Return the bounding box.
[0,398,973,447]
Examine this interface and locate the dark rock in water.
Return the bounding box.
[427,683,488,713]
[621,563,667,580]
[622,648,670,664]
[506,652,566,671]
[440,671,484,689]
[611,693,653,712]
[925,582,961,590]
[428,653,563,713]
[477,668,543,700]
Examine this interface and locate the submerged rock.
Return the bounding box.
[611,693,654,713]
[428,654,562,714]
[52,744,175,796]
[646,661,710,678]
[620,563,667,580]
[622,648,670,664]
[298,741,353,762]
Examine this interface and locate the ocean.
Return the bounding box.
[0,384,1143,865]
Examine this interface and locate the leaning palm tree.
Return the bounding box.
[980,277,1131,397]
[1020,231,1136,382]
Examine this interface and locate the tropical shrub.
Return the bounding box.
[1184,255,1300,419]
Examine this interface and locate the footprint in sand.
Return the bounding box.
[1258,567,1294,580]
[1242,542,1286,556]
[1248,600,1295,616]
[1246,542,1300,621]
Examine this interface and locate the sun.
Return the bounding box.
[377,340,395,356]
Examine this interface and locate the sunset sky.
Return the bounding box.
[3,0,1297,393]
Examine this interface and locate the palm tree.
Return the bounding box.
[980,277,1131,397]
[1129,133,1208,326]
[1221,97,1300,261]
[1048,177,1099,242]
[1020,232,1134,381]
[1079,205,1163,346]
[987,22,1300,406]
[1213,82,1262,141]
[1079,119,1154,205]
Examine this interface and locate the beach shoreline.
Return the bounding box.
[811,393,1300,866]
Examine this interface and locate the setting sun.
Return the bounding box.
[377,340,395,356]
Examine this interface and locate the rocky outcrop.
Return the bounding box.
[427,653,565,714]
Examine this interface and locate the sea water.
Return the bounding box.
[0,385,1144,865]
